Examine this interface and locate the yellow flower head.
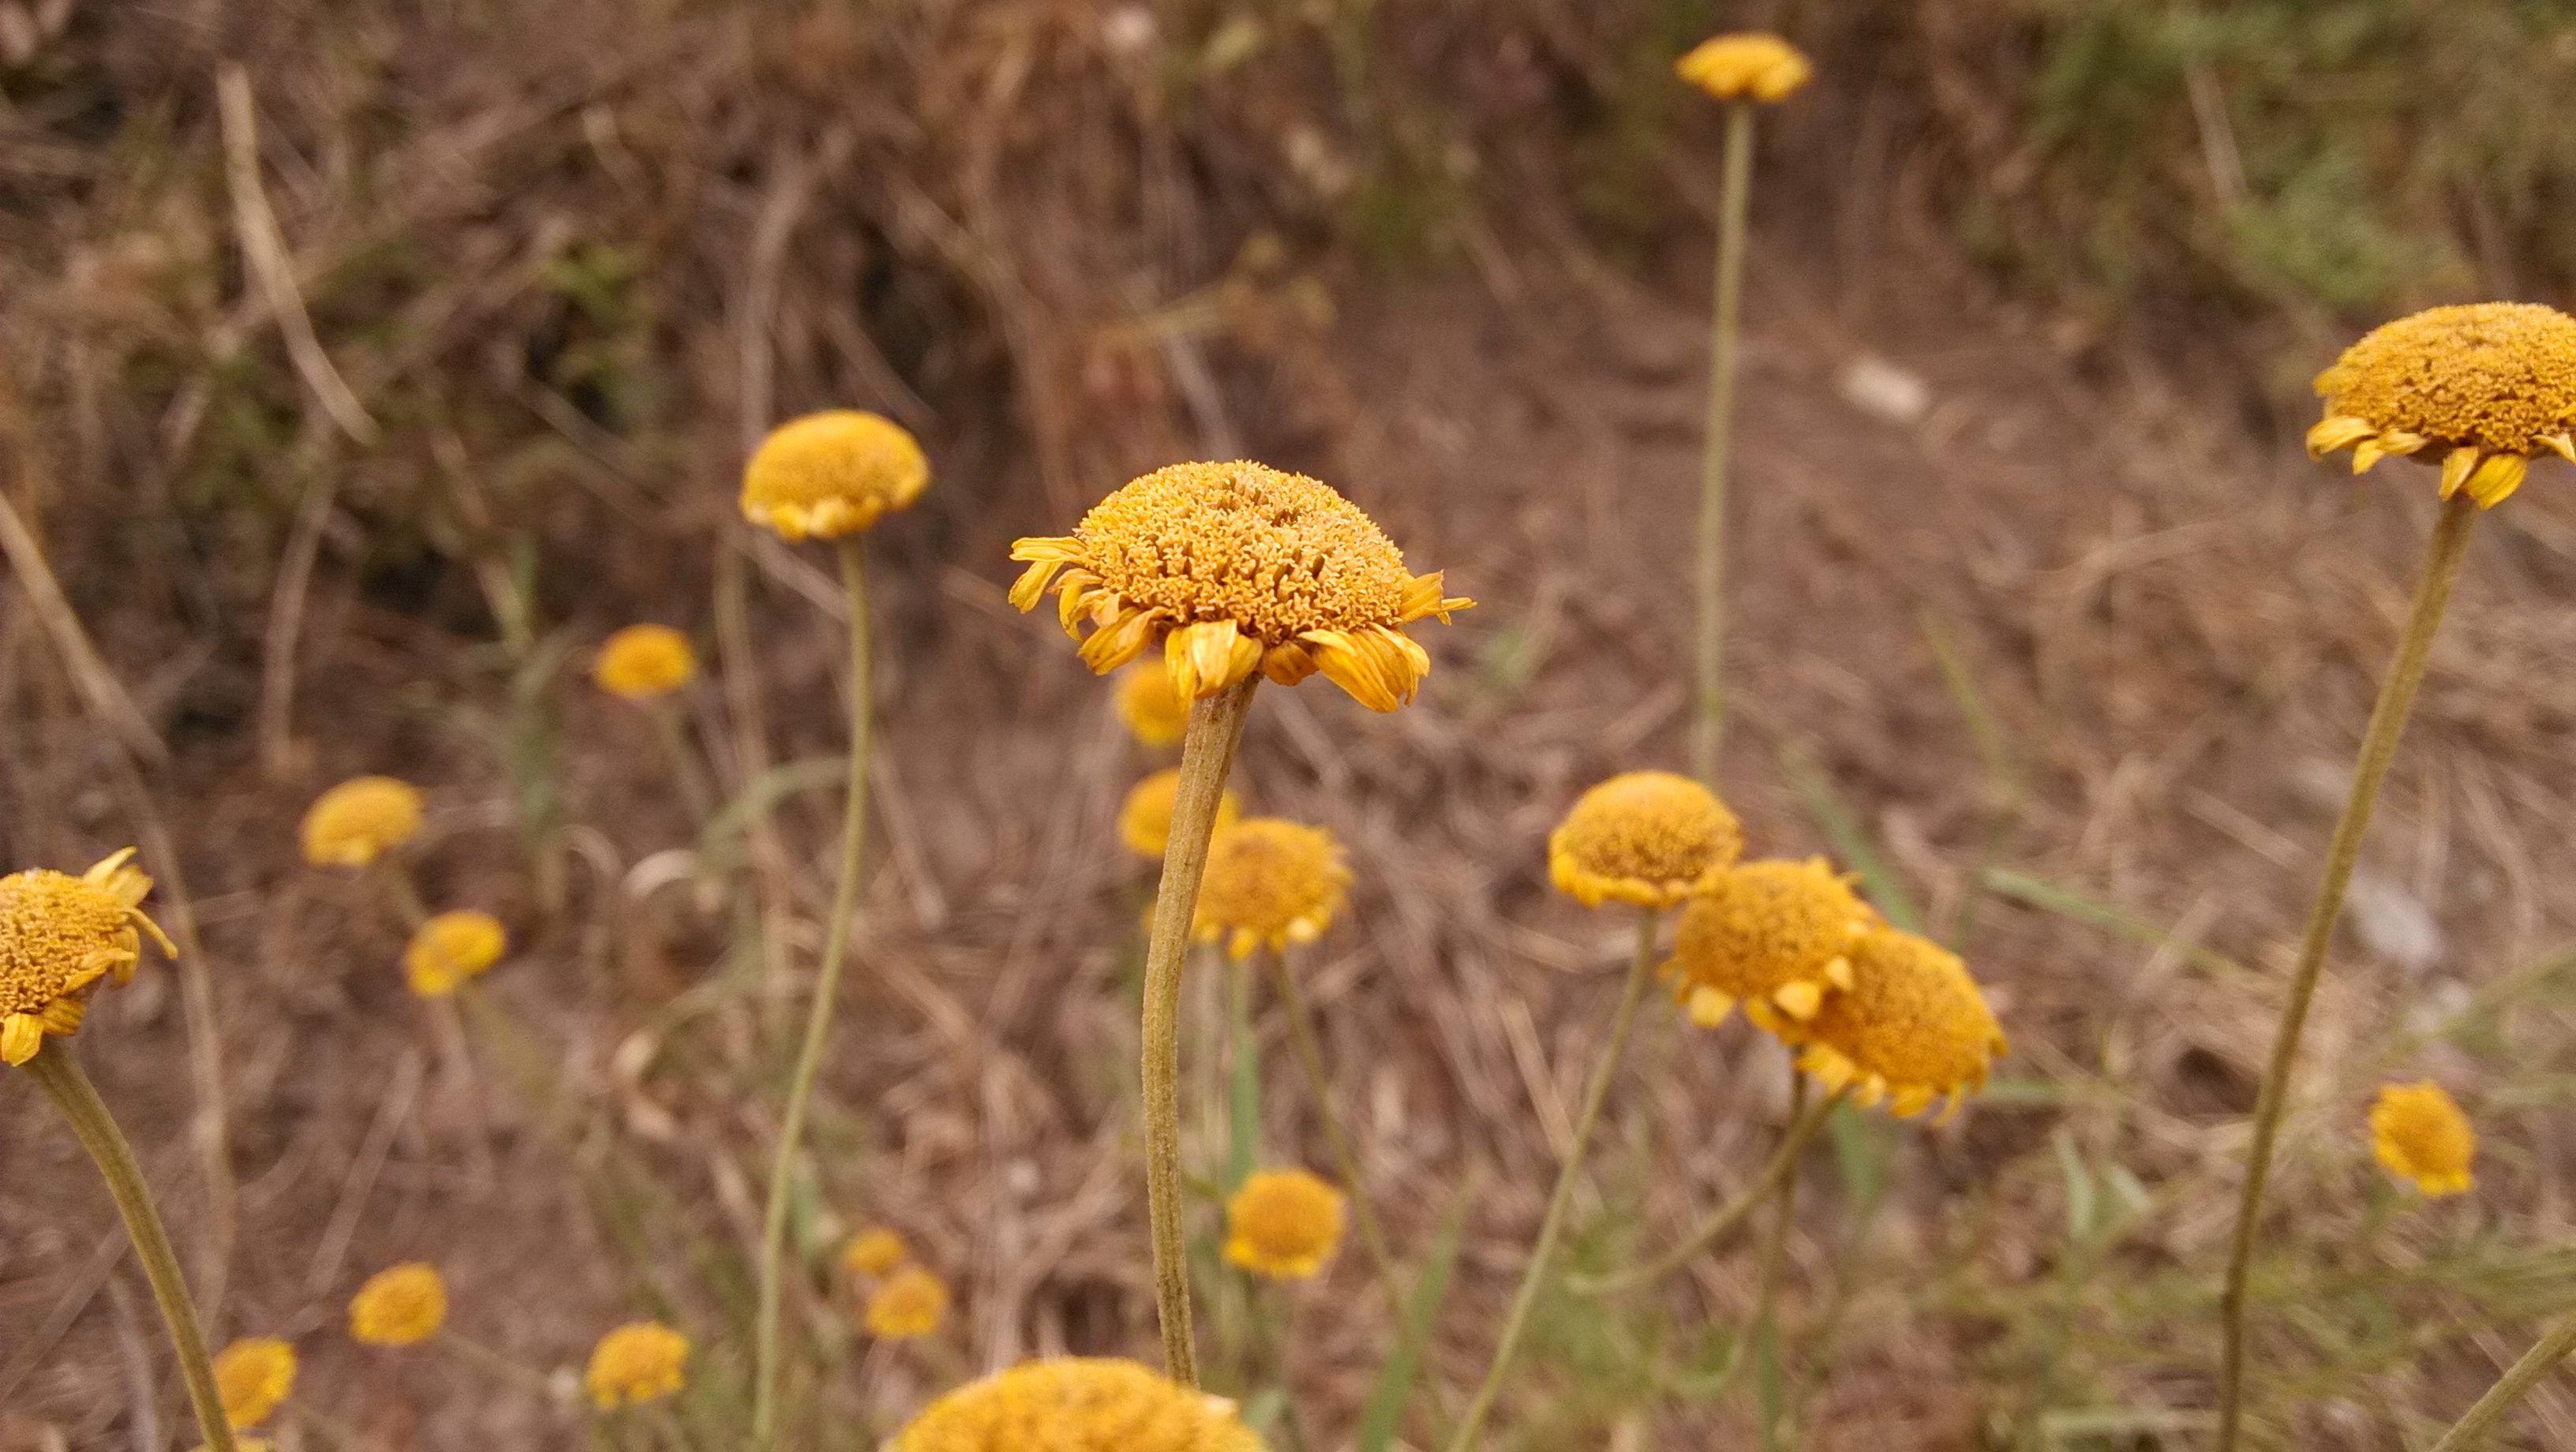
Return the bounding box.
[402,910,508,997]
[740,410,930,541]
[1193,819,1350,959]
[349,1262,447,1346]
[0,850,173,1067]
[1115,661,1193,748]
[2371,1080,2476,1196]
[593,623,698,700]
[585,1321,690,1409]
[215,1337,296,1429]
[841,1225,908,1276]
[1118,769,1243,859]
[1666,858,1873,1034]
[1009,460,1473,712]
[1548,772,1743,910]
[866,1264,953,1340]
[1795,929,2006,1121]
[301,776,424,868]
[889,1357,1265,1452]
[2307,301,2576,507]
[1222,1168,1346,1282]
[1676,32,1813,103]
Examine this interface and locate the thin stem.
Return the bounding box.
[1141,675,1261,1386]
[1745,1063,1808,1349]
[1270,948,1407,1315]
[1443,908,1662,1452]
[437,1327,558,1396]
[2215,493,2481,1450]
[2428,1313,2576,1452]
[751,535,876,1450]
[23,1044,238,1452]
[1691,98,1757,786]
[648,699,717,825]
[1574,1085,1841,1297]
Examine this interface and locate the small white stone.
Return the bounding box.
[1837,354,1931,425]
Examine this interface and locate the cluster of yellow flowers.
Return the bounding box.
[841,1224,955,1342]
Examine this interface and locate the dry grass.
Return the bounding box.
[9,2,2576,1450]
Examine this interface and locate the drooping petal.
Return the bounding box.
[1077,607,1163,675]
[2544,432,2576,465]
[2305,415,2379,458]
[1009,558,1065,613]
[1302,631,1400,712]
[2,1013,42,1065]
[39,997,84,1035]
[1260,642,1320,686]
[2439,447,2481,500]
[2466,451,2530,507]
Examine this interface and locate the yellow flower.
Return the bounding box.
[1115,661,1193,748]
[841,1225,908,1276]
[2306,301,2576,507]
[889,1357,1264,1451]
[1118,769,1243,859]
[1194,819,1350,959]
[301,776,424,868]
[1009,460,1472,712]
[0,850,174,1067]
[1665,858,1873,1033]
[195,1443,273,1452]
[585,1321,690,1409]
[740,410,930,541]
[1795,929,2006,1121]
[593,623,698,700]
[2371,1081,2476,1196]
[349,1262,447,1346]
[402,910,508,997]
[865,1264,953,1340]
[214,1337,296,1429]
[1548,772,1743,910]
[1676,32,1813,103]
[1222,1168,1346,1282]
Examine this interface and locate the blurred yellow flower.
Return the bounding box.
[593,623,698,700]
[1115,661,1192,747]
[402,910,507,997]
[1548,772,1743,909]
[1223,1168,1346,1282]
[1010,460,1471,711]
[301,776,423,868]
[889,1357,1263,1451]
[2371,1081,2476,1196]
[2307,301,2576,507]
[195,1443,272,1452]
[586,1321,690,1409]
[1665,858,1872,1033]
[1795,929,2006,1121]
[214,1337,296,1429]
[1676,32,1813,103]
[1194,819,1350,959]
[865,1264,953,1340]
[841,1225,908,1276]
[740,410,929,541]
[350,1262,447,1346]
[1118,769,1242,859]
[0,849,172,1067]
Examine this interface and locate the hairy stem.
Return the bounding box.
[2427,1313,2576,1452]
[24,1044,238,1452]
[1445,908,1662,1450]
[1744,1063,1808,1351]
[1691,99,1757,785]
[2215,493,2480,1450]
[752,536,875,1450]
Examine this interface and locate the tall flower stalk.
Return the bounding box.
[1013,459,1470,1381]
[2216,301,2576,1447]
[736,410,928,1449]
[1675,32,1811,784]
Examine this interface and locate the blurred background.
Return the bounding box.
[10,2,2576,1447]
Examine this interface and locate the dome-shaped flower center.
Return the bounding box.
[1668,858,1870,1028]
[595,624,696,699]
[1548,771,1743,908]
[302,777,423,868]
[2371,1081,2475,1195]
[891,1357,1264,1452]
[0,870,139,1018]
[1223,1169,1346,1279]
[586,1322,690,1409]
[1196,819,1346,946]
[2317,302,2576,455]
[350,1263,447,1346]
[1676,32,1812,102]
[866,1266,952,1338]
[739,410,930,541]
[1799,930,2004,1116]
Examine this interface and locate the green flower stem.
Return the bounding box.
[436,1326,558,1396]
[2428,1313,2576,1452]
[1691,97,1757,786]
[648,699,717,825]
[2215,492,2481,1450]
[1573,1083,1840,1297]
[1141,675,1261,1386]
[1269,947,1408,1317]
[1444,908,1662,1452]
[24,1042,238,1452]
[1743,1062,1809,1350]
[752,535,876,1450]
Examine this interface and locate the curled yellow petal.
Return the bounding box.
[2466,451,2530,507]
[2,1012,43,1064]
[2439,447,2481,500]
[2305,415,2378,459]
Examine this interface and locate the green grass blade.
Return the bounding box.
[1227,956,1260,1192]
[1779,743,1923,934]
[1980,868,2250,981]
[1357,1166,1479,1452]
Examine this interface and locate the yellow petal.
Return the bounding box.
[2351,439,2387,473]
[2305,415,2378,459]
[2542,432,2576,465]
[1890,1085,1936,1118]
[2439,447,2480,500]
[2,1013,43,1065]
[39,997,84,1035]
[2377,429,2429,457]
[2466,451,2529,507]
[1304,631,1400,712]
[1260,642,1320,686]
[1076,608,1161,674]
[1824,955,1855,990]
[1771,980,1823,1020]
[1685,986,1735,1028]
[1008,559,1063,613]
